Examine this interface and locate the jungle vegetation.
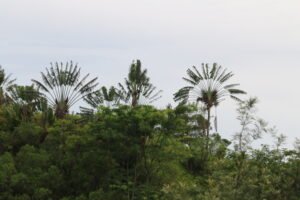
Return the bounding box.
[0,61,299,200]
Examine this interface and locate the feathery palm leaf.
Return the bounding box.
[118,60,162,107]
[84,86,120,108]
[7,85,45,122]
[0,66,16,104]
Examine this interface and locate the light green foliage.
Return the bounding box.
[233,97,268,152]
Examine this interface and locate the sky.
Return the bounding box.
[1,0,300,148]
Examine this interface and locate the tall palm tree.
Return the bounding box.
[118,60,162,107]
[32,61,98,119]
[174,63,246,139]
[0,66,16,105]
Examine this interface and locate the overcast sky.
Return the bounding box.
[1,0,300,148]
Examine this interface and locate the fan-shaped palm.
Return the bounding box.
[118,60,162,107]
[32,61,98,118]
[174,63,246,138]
[0,66,16,105]
[84,86,120,108]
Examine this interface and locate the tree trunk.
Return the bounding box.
[206,106,211,150]
[131,93,138,107]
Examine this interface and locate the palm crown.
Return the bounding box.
[174,63,246,138]
[118,60,162,107]
[84,86,120,108]
[32,61,98,118]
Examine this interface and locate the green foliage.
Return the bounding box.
[0,63,299,200]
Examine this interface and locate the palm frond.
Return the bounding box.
[230,95,243,102]
[228,88,247,94]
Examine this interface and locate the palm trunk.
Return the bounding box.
[131,92,138,107]
[206,106,211,150]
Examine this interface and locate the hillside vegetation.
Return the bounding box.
[0,61,299,200]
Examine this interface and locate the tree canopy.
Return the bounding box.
[0,62,299,200]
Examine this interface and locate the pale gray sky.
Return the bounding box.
[1,0,300,148]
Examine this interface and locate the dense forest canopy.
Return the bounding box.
[0,61,299,200]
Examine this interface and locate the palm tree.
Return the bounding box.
[118,60,162,107]
[174,63,246,139]
[84,86,120,108]
[0,66,16,105]
[79,86,120,120]
[8,85,44,122]
[32,61,98,119]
